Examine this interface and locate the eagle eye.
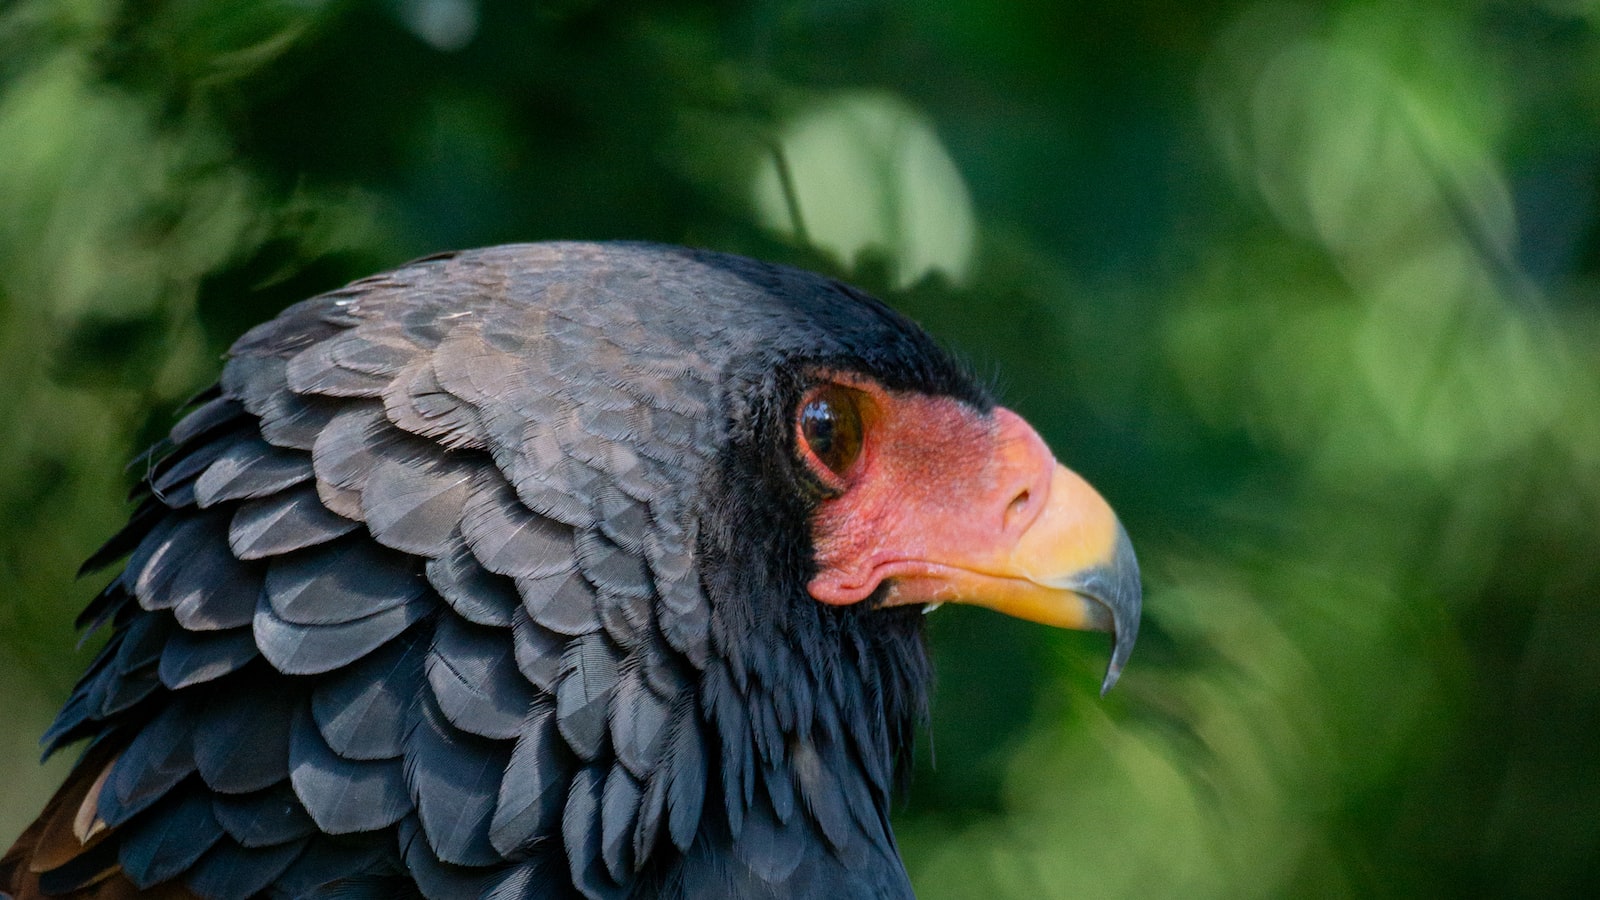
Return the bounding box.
[798,385,864,480]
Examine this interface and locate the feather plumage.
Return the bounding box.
[10,243,996,899]
[192,686,296,795]
[212,783,317,849]
[157,628,259,690]
[425,615,533,741]
[424,544,519,627]
[118,791,224,888]
[229,486,357,561]
[402,694,507,868]
[288,708,410,835]
[253,592,427,676]
[185,837,306,899]
[309,633,425,761]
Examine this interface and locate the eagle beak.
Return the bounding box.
[874,414,1143,694]
[995,465,1142,695]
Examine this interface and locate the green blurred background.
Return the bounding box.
[2,1,1598,897]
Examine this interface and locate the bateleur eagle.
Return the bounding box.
[0,243,1140,899]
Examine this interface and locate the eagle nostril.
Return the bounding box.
[1005,488,1031,530]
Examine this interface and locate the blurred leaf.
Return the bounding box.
[752,90,978,288]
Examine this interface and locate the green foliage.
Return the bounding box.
[2,1,1596,896]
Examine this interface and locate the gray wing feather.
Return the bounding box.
[158,627,259,689]
[194,437,314,507]
[599,766,641,881]
[424,544,518,627]
[425,615,533,741]
[213,783,318,848]
[404,693,508,868]
[288,706,410,835]
[55,245,738,898]
[252,591,427,676]
[229,485,358,560]
[309,633,425,761]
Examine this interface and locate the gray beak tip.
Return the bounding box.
[1094,525,1142,696]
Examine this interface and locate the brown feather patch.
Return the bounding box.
[2,747,197,899]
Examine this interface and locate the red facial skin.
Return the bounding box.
[800,377,1056,609]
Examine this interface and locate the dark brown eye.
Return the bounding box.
[799,385,864,478]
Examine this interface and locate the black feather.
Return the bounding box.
[763,760,795,826]
[404,692,508,868]
[131,511,232,612]
[562,766,627,900]
[309,406,391,495]
[186,837,307,899]
[600,766,641,881]
[253,589,428,676]
[326,330,417,378]
[651,581,710,672]
[609,665,668,779]
[704,660,753,839]
[150,428,250,506]
[194,436,314,507]
[397,815,494,900]
[89,610,169,717]
[229,293,347,361]
[193,683,297,794]
[595,588,647,651]
[100,700,196,827]
[556,632,620,760]
[316,477,365,522]
[289,706,411,835]
[488,698,569,858]
[256,391,342,452]
[500,434,597,530]
[169,556,263,633]
[460,477,574,579]
[79,497,166,575]
[286,339,395,398]
[632,765,668,868]
[219,355,288,418]
[168,396,247,449]
[383,360,488,452]
[481,856,569,900]
[664,697,707,854]
[293,875,425,900]
[791,738,852,852]
[264,536,426,626]
[516,569,600,636]
[265,832,395,899]
[362,456,474,556]
[213,782,318,848]
[118,787,225,888]
[231,485,358,561]
[573,529,652,601]
[424,543,519,627]
[39,695,91,759]
[425,614,533,741]
[73,581,133,641]
[510,607,565,692]
[311,632,425,761]
[592,486,649,557]
[159,627,259,689]
[731,791,806,886]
